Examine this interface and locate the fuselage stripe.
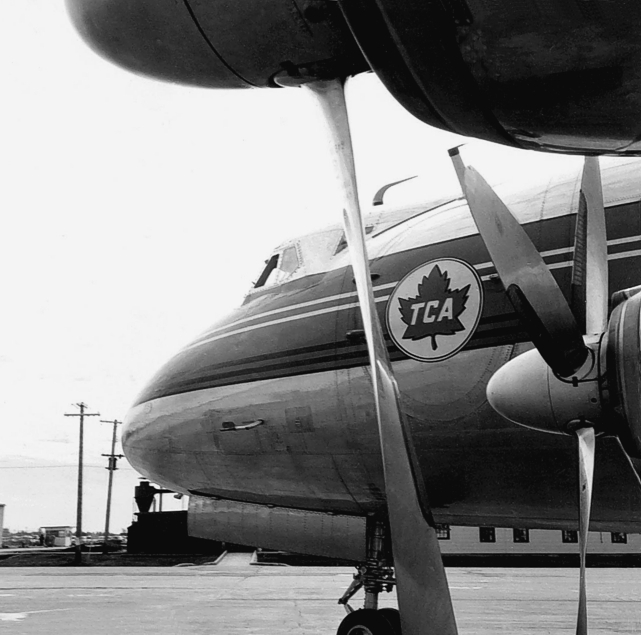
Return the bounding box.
[609,236,641,247]
[184,243,641,352]
[474,245,574,271]
[169,312,521,385]
[610,248,641,261]
[189,283,399,346]
[157,323,529,396]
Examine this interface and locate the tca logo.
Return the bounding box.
[386,259,483,362]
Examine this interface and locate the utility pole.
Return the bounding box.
[65,402,100,565]
[100,419,124,554]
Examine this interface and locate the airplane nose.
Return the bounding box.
[64,0,248,88]
[121,398,190,492]
[121,384,213,494]
[121,400,157,484]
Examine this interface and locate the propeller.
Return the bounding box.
[449,148,589,378]
[450,149,610,634]
[576,426,595,635]
[305,78,458,635]
[571,157,608,336]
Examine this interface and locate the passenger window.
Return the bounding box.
[253,246,300,289]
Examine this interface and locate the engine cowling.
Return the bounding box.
[66,0,641,155]
[487,288,641,458]
[339,0,641,154]
[607,289,641,458]
[65,0,367,88]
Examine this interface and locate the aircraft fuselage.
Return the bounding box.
[123,160,641,533]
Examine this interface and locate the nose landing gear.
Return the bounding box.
[337,517,401,635]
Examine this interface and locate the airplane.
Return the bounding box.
[121,152,641,635]
[62,2,641,634]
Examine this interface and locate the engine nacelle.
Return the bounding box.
[339,0,641,154]
[65,0,367,88]
[66,0,641,155]
[607,290,641,458]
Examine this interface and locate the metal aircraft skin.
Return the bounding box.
[122,157,641,545]
[65,0,641,156]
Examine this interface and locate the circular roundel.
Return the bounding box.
[386,258,484,363]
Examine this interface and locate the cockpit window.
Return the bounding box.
[254,254,279,288]
[253,246,300,289]
[334,225,375,255]
[279,246,299,276]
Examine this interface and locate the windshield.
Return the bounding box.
[253,245,300,289]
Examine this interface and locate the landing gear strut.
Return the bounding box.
[337,518,401,635]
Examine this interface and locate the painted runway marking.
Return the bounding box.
[0,614,27,622]
[0,609,71,622]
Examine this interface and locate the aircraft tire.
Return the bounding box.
[336,608,397,635]
[377,608,401,635]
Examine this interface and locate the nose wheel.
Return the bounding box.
[336,518,402,634]
[337,609,401,635]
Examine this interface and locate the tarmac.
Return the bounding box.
[1,552,640,634]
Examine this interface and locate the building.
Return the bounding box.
[39,526,73,547]
[0,505,4,548]
[434,525,640,563]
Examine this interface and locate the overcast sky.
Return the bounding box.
[0,0,583,532]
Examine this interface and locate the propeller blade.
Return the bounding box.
[306,78,458,635]
[449,147,588,377]
[571,157,608,335]
[575,426,596,635]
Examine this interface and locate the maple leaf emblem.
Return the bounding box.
[398,265,470,350]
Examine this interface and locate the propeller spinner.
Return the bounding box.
[451,150,641,634]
